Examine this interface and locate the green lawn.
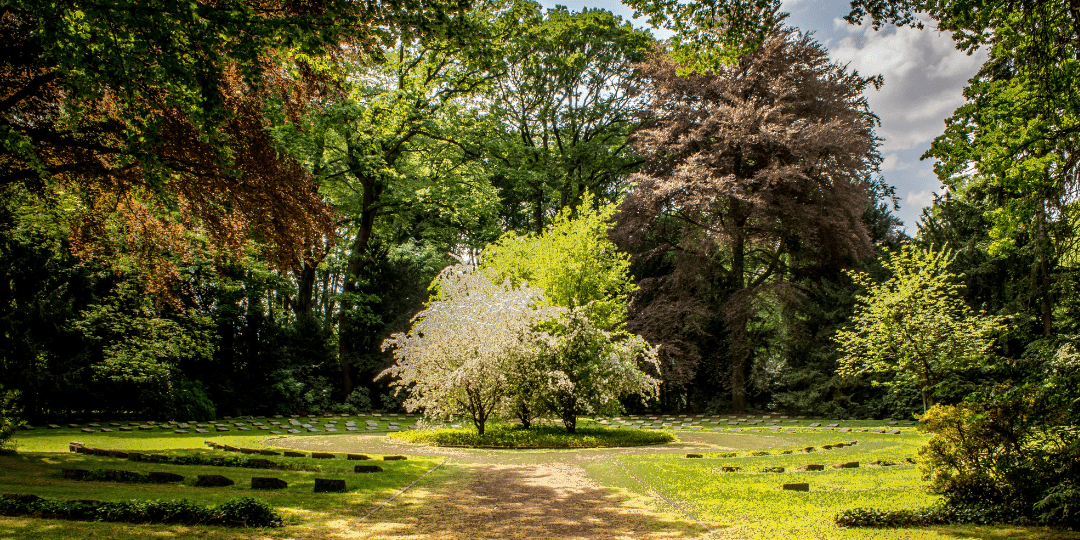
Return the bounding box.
[586,431,1080,540]
[2,416,1078,540]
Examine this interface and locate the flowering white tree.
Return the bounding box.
[527,307,661,433]
[379,264,552,435]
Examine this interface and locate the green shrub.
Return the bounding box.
[0,495,281,527]
[390,423,674,448]
[218,497,281,527]
[171,379,216,421]
[0,386,22,451]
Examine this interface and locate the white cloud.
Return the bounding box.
[906,189,936,210]
[828,16,985,154]
[881,152,910,172]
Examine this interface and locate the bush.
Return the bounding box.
[218,497,281,527]
[345,387,372,412]
[389,423,675,448]
[0,387,22,451]
[0,495,281,527]
[171,379,216,421]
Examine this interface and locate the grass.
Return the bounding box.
[0,417,444,539]
[388,422,676,448]
[3,415,1079,539]
[586,430,1080,540]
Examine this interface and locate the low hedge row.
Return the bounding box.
[76,447,319,471]
[390,424,675,448]
[835,502,1021,527]
[0,494,281,527]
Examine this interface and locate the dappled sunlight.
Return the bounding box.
[347,462,710,540]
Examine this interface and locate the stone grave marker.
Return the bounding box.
[783,483,809,491]
[314,478,347,493]
[195,475,234,487]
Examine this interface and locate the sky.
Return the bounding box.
[536,0,987,232]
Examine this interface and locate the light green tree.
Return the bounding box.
[479,194,634,330]
[836,246,1003,412]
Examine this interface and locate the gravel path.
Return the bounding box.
[268,432,797,539]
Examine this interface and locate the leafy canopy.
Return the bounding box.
[480,194,634,330]
[836,245,1003,411]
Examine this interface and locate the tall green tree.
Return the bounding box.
[1,0,469,288]
[277,24,502,394]
[482,2,654,232]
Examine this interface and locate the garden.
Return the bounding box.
[3,0,1080,537]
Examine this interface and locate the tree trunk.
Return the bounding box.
[291,256,318,318]
[337,153,382,396]
[562,401,577,433]
[729,224,749,414]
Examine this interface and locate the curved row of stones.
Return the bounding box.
[23,413,421,434]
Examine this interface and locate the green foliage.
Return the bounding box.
[389,423,674,448]
[0,494,280,527]
[621,0,782,73]
[170,379,216,422]
[834,505,947,527]
[0,387,23,450]
[72,283,216,385]
[481,195,635,330]
[836,245,1003,411]
[917,339,1080,527]
[482,2,653,231]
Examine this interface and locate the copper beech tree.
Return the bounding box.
[613,25,880,412]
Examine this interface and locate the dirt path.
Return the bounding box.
[352,461,711,540]
[270,432,795,539]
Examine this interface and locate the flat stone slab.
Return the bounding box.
[347,454,371,461]
[685,453,703,458]
[283,451,306,458]
[194,474,234,487]
[148,471,185,483]
[354,465,383,473]
[252,477,288,490]
[382,455,407,461]
[783,483,810,491]
[798,464,825,471]
[833,461,860,469]
[313,478,346,493]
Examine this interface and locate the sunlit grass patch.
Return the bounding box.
[593,431,1080,539]
[389,423,675,448]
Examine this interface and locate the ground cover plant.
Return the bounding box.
[389,423,676,448]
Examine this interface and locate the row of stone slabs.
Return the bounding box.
[29,419,419,434]
[61,468,381,492]
[21,413,419,432]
